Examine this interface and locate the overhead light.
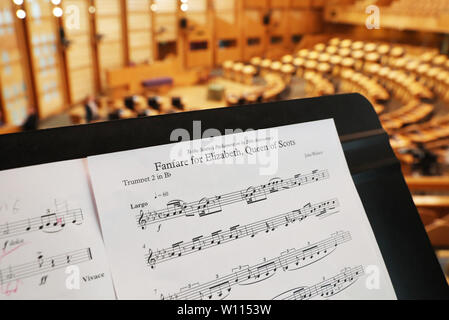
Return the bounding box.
[88,6,96,14]
[151,4,157,12]
[16,9,26,19]
[51,0,62,5]
[53,7,63,17]
[180,3,188,11]
[13,0,24,5]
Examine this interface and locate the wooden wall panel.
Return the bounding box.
[0,1,30,125]
[95,0,124,90]
[185,0,213,68]
[68,68,94,102]
[153,0,178,59]
[63,0,95,104]
[291,0,312,8]
[311,0,325,8]
[127,0,153,65]
[25,0,66,118]
[289,9,323,35]
[266,9,290,59]
[154,14,177,42]
[154,0,177,42]
[242,9,266,61]
[244,0,268,8]
[154,0,178,13]
[213,0,241,64]
[271,0,291,8]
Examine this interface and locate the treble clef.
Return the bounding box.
[139,210,147,230]
[147,249,156,269]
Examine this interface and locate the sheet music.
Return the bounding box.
[87,119,397,300]
[0,159,115,299]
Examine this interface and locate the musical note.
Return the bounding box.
[192,236,204,250]
[0,248,92,285]
[170,242,183,257]
[273,266,365,300]
[37,253,44,268]
[136,170,330,229]
[197,197,222,217]
[0,208,84,239]
[229,225,240,239]
[207,281,231,300]
[166,200,188,217]
[161,231,351,300]
[267,177,284,193]
[211,230,222,244]
[144,198,340,268]
[256,262,277,278]
[241,186,267,204]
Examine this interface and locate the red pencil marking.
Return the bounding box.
[0,242,27,264]
[0,280,21,296]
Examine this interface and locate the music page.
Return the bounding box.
[0,159,115,299]
[87,119,397,300]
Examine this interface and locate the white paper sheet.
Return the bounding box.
[0,159,115,299]
[87,119,397,300]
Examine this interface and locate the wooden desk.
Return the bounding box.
[406,176,449,192]
[106,59,200,99]
[0,125,20,135]
[426,219,449,248]
[412,195,449,247]
[413,195,449,208]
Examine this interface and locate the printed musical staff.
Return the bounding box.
[0,208,84,240]
[161,231,351,300]
[137,169,330,229]
[145,198,340,268]
[0,248,92,286]
[273,266,364,300]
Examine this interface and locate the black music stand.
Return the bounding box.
[0,93,448,299]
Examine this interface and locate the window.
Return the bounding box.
[270,36,283,44]
[247,37,260,46]
[218,39,237,49]
[291,34,303,44]
[190,41,209,51]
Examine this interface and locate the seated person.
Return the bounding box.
[135,97,154,118]
[84,95,100,123]
[137,109,152,117]
[124,96,136,111]
[237,97,246,106]
[108,103,124,121]
[147,96,161,111]
[108,109,122,121]
[243,91,263,104]
[22,106,38,131]
[171,96,184,110]
[109,100,136,120]
[411,143,440,176]
[225,93,239,106]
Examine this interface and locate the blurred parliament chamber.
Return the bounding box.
[0,0,449,278]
